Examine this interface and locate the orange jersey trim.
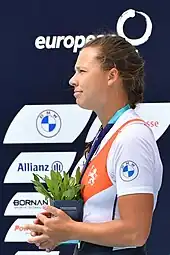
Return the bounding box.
[81,118,145,202]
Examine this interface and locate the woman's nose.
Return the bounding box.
[69,74,77,87]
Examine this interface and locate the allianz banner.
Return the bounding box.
[0,1,170,255]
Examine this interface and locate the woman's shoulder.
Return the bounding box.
[116,119,155,146]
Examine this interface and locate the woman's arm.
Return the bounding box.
[70,193,153,247]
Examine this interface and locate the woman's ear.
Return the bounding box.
[108,68,119,86]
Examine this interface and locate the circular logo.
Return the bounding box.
[116,9,152,46]
[51,161,63,172]
[120,161,139,181]
[36,110,61,138]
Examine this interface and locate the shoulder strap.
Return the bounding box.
[106,118,145,149]
[115,118,145,133]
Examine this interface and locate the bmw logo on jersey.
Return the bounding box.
[36,110,61,138]
[120,160,139,181]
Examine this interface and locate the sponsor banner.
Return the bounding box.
[4,152,76,183]
[4,219,35,242]
[4,192,49,216]
[3,105,91,144]
[35,9,152,52]
[85,103,170,142]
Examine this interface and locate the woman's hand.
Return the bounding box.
[23,205,75,251]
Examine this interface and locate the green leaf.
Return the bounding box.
[32,173,47,183]
[34,186,53,200]
[32,179,53,200]
[61,187,76,200]
[69,177,75,186]
[44,176,53,190]
[45,175,61,200]
[49,170,63,200]
[59,182,65,195]
[63,171,69,191]
[56,170,63,183]
[33,173,39,182]
[51,170,62,184]
[53,183,61,200]
[75,167,81,184]
[36,174,46,182]
[74,185,82,200]
[75,184,82,192]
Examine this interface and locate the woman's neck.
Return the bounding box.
[96,101,129,127]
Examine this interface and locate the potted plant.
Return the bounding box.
[31,167,84,222]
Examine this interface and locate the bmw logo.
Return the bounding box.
[120,161,139,182]
[36,110,61,138]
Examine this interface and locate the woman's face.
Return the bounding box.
[69,47,110,111]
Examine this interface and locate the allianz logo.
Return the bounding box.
[17,161,63,172]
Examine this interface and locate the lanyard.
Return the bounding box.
[80,104,131,182]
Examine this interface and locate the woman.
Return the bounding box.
[24,34,163,255]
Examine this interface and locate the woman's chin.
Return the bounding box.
[75,99,93,110]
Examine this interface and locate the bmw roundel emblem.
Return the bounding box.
[36,110,61,138]
[120,160,139,182]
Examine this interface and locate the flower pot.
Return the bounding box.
[50,199,84,222]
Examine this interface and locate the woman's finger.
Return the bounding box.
[39,240,54,249]
[34,212,52,225]
[31,231,41,237]
[23,224,44,233]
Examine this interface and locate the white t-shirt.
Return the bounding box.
[78,109,163,250]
